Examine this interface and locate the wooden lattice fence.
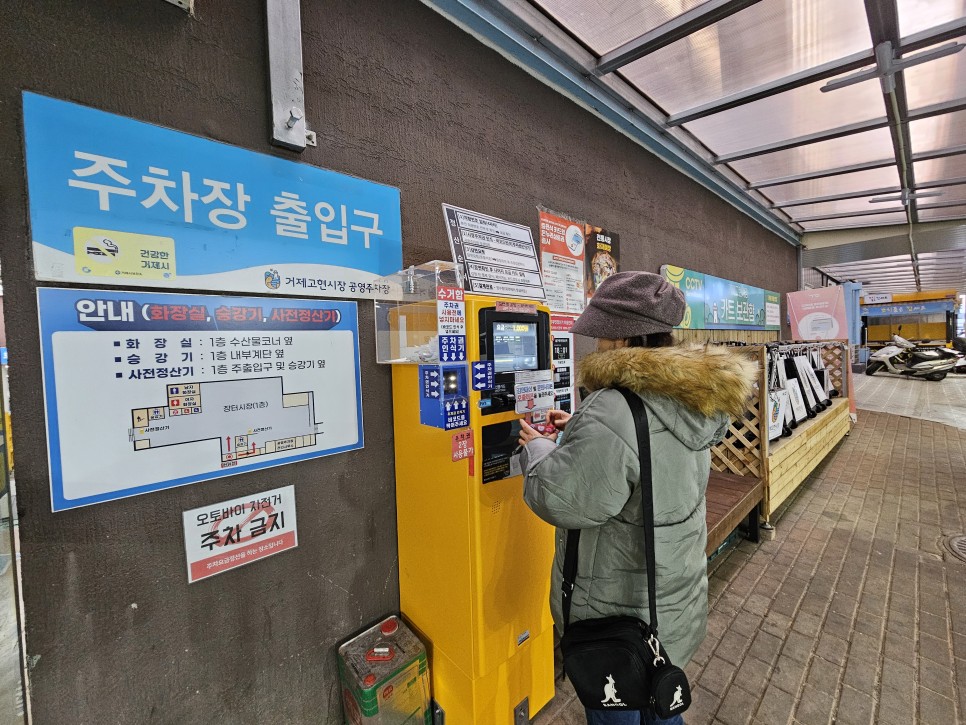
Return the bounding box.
[710,347,767,479]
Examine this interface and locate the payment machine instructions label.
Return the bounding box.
[514,381,555,413]
[438,335,466,362]
[436,285,466,336]
[471,360,495,391]
[421,367,442,399]
[444,398,469,430]
[513,368,554,414]
[452,429,474,462]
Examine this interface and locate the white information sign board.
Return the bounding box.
[182,485,298,583]
[442,204,546,301]
[38,288,363,511]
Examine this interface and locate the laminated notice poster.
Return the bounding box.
[551,315,578,413]
[38,287,363,511]
[442,204,545,301]
[538,209,585,314]
[584,226,620,301]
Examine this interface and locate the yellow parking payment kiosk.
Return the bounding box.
[375,262,556,724]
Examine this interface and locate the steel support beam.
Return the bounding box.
[714,98,966,164]
[267,0,310,151]
[799,200,966,222]
[771,186,901,209]
[918,176,966,191]
[594,0,763,75]
[749,144,966,190]
[864,1,919,290]
[670,50,875,127]
[667,17,966,126]
[749,159,898,190]
[793,206,907,223]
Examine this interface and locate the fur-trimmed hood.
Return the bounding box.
[578,344,757,450]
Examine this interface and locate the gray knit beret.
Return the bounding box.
[570,271,686,339]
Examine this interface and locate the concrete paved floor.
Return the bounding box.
[854,372,966,430]
[534,411,966,724]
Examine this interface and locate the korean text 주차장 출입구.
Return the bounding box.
[68,151,385,249]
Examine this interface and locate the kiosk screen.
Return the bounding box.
[492,322,538,373]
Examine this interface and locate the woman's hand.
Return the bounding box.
[518,419,557,447]
[546,409,573,431]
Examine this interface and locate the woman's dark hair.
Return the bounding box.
[626,332,675,348]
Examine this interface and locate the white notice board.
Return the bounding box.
[442,204,546,300]
[38,288,363,511]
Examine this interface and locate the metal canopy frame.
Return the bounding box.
[422,0,966,262]
[666,17,966,127]
[594,0,764,75]
[714,98,966,165]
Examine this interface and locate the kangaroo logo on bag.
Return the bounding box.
[670,685,685,710]
[601,674,623,706]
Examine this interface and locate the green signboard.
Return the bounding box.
[661,265,780,331]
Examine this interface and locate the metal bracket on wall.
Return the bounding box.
[162,0,193,12]
[432,700,445,725]
[513,698,530,724]
[267,0,313,151]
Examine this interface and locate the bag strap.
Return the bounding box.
[561,386,658,634]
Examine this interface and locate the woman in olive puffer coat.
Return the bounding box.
[518,272,756,725]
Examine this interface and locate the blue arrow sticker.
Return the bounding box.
[421,366,441,399]
[471,360,495,391]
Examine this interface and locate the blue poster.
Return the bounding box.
[863,300,955,316]
[23,93,402,299]
[38,287,364,511]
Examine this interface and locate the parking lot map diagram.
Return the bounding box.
[38,288,363,511]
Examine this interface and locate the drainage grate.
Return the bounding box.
[944,535,966,563]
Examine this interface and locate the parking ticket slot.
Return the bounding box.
[375,262,556,724]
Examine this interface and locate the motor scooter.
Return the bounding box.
[865,333,957,381]
[951,337,966,374]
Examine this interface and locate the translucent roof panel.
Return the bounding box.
[785,194,908,221]
[917,206,966,221]
[914,155,966,183]
[684,78,883,155]
[621,0,871,114]
[531,0,708,55]
[764,167,900,205]
[798,211,910,230]
[728,127,895,181]
[904,42,966,109]
[898,0,966,38]
[910,110,966,155]
[917,184,966,205]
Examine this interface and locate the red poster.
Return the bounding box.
[538,210,586,314]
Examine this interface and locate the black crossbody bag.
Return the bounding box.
[559,387,692,717]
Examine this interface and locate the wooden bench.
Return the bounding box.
[705,471,763,557]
